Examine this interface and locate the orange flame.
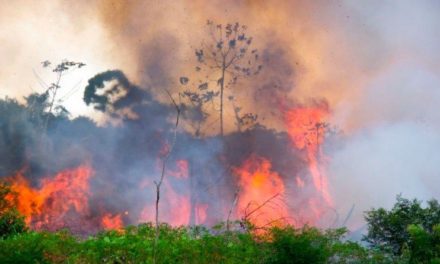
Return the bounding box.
[285,107,333,207]
[101,213,124,230]
[7,165,93,230]
[164,179,191,226]
[139,159,191,226]
[233,155,291,227]
[139,180,191,226]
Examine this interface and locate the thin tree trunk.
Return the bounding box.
[316,125,323,202]
[189,160,196,226]
[43,71,62,131]
[220,58,226,136]
[226,188,239,231]
[153,89,180,264]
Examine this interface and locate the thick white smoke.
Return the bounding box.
[328,0,440,230]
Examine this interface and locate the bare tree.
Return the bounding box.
[178,88,213,137]
[153,89,181,264]
[229,95,258,132]
[41,60,85,131]
[226,188,240,231]
[181,21,262,136]
[239,193,287,232]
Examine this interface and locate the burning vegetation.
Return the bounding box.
[1,1,440,262]
[0,18,343,235]
[6,165,93,232]
[0,103,336,233]
[0,62,337,235]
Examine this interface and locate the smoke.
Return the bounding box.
[324,1,440,230]
[329,122,440,228]
[0,81,317,232]
[2,0,440,232]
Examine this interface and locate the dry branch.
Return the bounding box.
[153,88,181,263]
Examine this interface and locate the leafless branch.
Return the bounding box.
[153,88,181,263]
[226,188,240,231]
[244,193,281,219]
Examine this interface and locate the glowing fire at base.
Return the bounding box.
[6,165,94,231]
[233,155,291,228]
[139,159,192,226]
[2,106,335,232]
[101,213,123,230]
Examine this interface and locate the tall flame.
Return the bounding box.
[139,159,192,226]
[285,107,333,207]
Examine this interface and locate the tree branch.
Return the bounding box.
[153,88,181,264]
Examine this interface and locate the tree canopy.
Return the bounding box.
[364,195,440,262]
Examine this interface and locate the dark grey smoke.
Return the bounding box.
[0,69,328,233]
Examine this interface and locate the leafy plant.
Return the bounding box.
[364,196,440,255]
[0,183,27,239]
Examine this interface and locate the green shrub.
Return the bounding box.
[0,230,77,264]
[0,208,27,239]
[0,222,398,263]
[364,196,440,255]
[263,226,336,264]
[0,182,27,238]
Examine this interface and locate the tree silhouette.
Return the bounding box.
[229,95,258,132]
[181,21,262,136]
[41,60,85,131]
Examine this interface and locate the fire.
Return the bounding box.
[101,213,123,230]
[139,159,191,226]
[7,165,93,230]
[195,203,208,225]
[285,106,333,207]
[163,179,191,226]
[233,155,291,228]
[139,180,191,226]
[163,159,191,226]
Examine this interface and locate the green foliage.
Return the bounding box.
[6,194,440,263]
[364,196,440,263]
[0,208,27,239]
[0,182,13,212]
[406,224,440,263]
[264,226,335,264]
[0,222,389,264]
[0,230,77,264]
[71,223,264,264]
[0,183,27,239]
